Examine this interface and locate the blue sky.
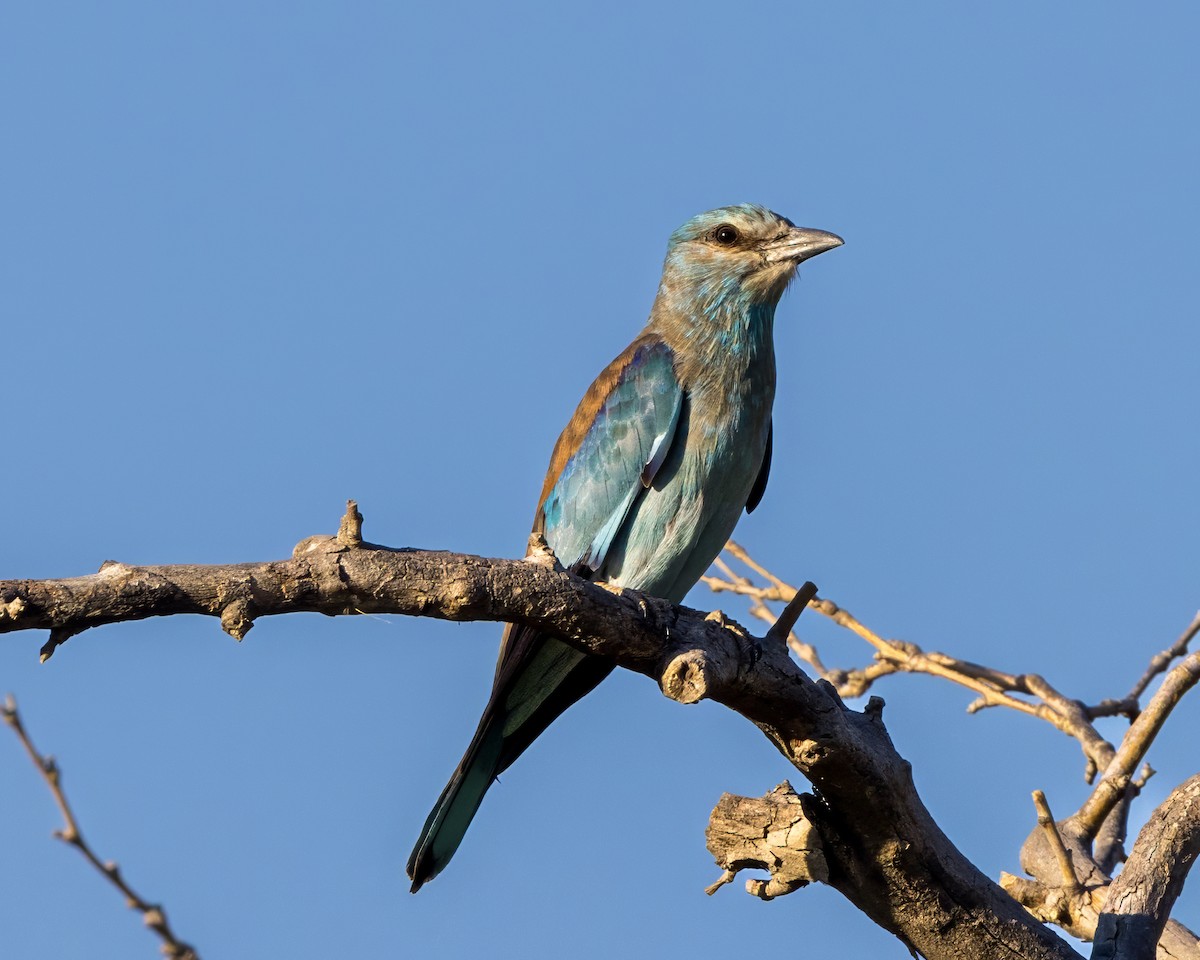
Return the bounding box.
[2,2,1197,957]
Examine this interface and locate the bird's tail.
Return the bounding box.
[407,627,614,892]
[406,705,505,893]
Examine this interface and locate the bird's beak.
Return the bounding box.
[762,227,844,265]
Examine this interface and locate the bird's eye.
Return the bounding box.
[713,225,739,246]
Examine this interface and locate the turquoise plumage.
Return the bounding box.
[407,204,842,891]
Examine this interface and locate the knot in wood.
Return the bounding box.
[661,650,712,704]
[220,599,256,641]
[1,596,26,621]
[796,739,827,767]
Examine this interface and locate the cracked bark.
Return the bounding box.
[1093,774,1200,960]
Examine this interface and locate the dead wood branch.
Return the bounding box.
[0,502,1082,960]
[705,544,1200,957]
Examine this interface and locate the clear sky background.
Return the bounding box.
[2,3,1198,957]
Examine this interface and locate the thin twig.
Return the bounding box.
[705,544,1117,776]
[1124,611,1200,704]
[704,559,830,674]
[2,695,199,960]
[723,541,791,591]
[1086,698,1140,721]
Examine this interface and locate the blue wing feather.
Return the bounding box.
[407,336,683,892]
[539,338,682,572]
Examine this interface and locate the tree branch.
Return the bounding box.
[704,543,1118,778]
[1077,652,1200,838]
[2,695,199,960]
[703,543,1200,957]
[1124,612,1200,704]
[0,503,1083,960]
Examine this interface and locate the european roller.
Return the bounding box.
[407,204,841,891]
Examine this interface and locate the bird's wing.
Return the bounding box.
[406,333,683,892]
[490,331,682,753]
[745,418,772,513]
[536,332,683,574]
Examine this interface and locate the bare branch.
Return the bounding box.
[705,544,1117,777]
[1034,791,1081,893]
[707,544,1200,956]
[1078,652,1200,838]
[2,695,199,960]
[1016,779,1199,958]
[0,509,1083,960]
[1125,611,1200,704]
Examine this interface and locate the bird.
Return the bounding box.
[407,204,842,891]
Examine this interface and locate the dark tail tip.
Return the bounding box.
[407,851,432,894]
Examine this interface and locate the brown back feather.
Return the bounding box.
[533,331,668,518]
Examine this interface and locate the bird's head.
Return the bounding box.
[660,204,843,311]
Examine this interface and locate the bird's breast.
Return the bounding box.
[601,356,775,602]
